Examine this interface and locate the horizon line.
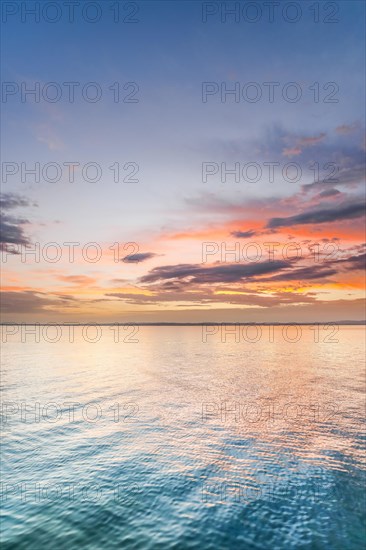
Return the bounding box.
[0,321,365,326]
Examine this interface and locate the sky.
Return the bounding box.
[1,0,365,323]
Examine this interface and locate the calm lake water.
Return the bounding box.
[1,325,365,549]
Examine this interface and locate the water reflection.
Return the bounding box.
[1,326,365,549]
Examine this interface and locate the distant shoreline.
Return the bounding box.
[1,321,365,326]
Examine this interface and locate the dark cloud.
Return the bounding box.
[267,201,365,228]
[318,188,341,198]
[0,214,30,246]
[105,288,316,307]
[0,194,32,210]
[258,266,337,283]
[140,260,290,285]
[131,246,365,309]
[0,193,35,252]
[302,162,365,192]
[333,252,366,271]
[122,252,158,263]
[214,123,365,194]
[230,230,257,238]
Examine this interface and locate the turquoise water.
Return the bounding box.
[1,326,365,549]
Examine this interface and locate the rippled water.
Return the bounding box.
[1,325,365,549]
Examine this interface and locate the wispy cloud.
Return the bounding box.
[122,252,160,263]
[267,201,365,229]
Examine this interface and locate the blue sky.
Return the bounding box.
[1,1,365,322]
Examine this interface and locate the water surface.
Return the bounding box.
[1,326,365,549]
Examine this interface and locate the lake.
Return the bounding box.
[1,325,365,549]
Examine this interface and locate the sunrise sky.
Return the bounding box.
[1,1,365,323]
